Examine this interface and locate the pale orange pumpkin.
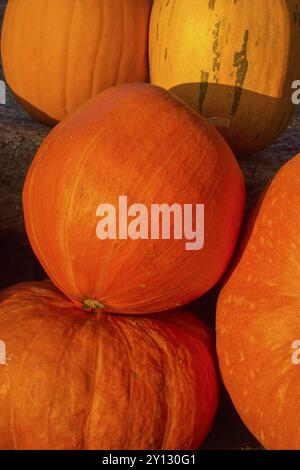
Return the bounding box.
[0,280,218,450]
[1,0,153,124]
[149,0,300,156]
[217,153,300,449]
[23,83,245,314]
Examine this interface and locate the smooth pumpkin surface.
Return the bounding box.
[0,281,218,450]
[217,153,300,450]
[149,0,300,156]
[23,83,245,314]
[1,0,152,124]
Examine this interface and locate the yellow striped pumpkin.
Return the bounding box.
[149,0,300,156]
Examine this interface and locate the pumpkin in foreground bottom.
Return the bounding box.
[217,153,300,450]
[0,281,218,450]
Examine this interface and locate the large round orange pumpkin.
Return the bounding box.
[23,83,245,314]
[149,0,300,156]
[1,0,153,124]
[0,280,218,450]
[217,153,300,450]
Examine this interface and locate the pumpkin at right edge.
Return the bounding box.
[149,0,300,156]
[217,153,300,450]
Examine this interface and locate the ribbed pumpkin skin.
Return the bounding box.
[0,281,218,450]
[23,83,245,314]
[1,0,152,124]
[149,0,300,156]
[217,153,300,450]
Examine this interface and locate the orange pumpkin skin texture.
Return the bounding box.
[217,153,300,450]
[1,0,153,124]
[0,281,218,450]
[23,83,245,314]
[149,0,300,156]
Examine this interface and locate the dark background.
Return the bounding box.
[1,0,300,450]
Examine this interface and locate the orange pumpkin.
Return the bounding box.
[23,83,245,314]
[1,0,153,124]
[217,153,300,449]
[0,280,218,450]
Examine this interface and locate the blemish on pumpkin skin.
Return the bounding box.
[231,29,249,116]
[212,21,221,73]
[199,70,209,113]
[156,2,163,41]
[239,351,245,362]
[249,336,257,345]
[277,384,288,403]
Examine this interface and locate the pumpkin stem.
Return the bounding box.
[82,299,106,312]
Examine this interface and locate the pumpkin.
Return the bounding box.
[217,153,300,450]
[1,0,153,124]
[149,0,300,156]
[23,83,245,314]
[0,280,218,450]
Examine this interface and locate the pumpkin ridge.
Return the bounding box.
[115,0,125,85]
[63,0,77,116]
[127,319,169,448]
[10,316,56,450]
[81,312,102,449]
[46,314,90,449]
[88,3,103,99]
